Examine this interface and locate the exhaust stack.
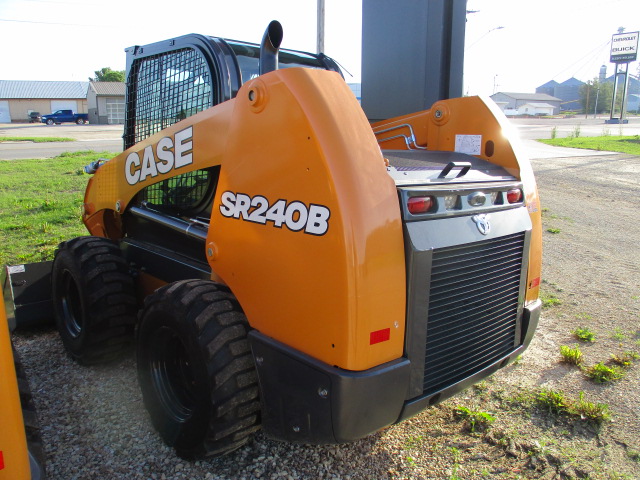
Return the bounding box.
[259,21,283,75]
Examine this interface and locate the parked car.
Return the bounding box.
[28,112,41,123]
[41,110,89,125]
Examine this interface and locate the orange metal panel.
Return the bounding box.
[0,296,31,480]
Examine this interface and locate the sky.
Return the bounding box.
[0,0,638,97]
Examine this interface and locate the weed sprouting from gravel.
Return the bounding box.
[584,362,624,383]
[609,351,639,368]
[570,392,611,423]
[560,345,584,365]
[610,327,628,340]
[541,292,561,309]
[536,389,569,415]
[454,406,495,433]
[546,227,561,234]
[535,389,610,424]
[573,327,596,342]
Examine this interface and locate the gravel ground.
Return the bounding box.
[11,152,640,479]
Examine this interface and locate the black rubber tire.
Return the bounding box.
[13,345,46,479]
[136,280,260,459]
[52,236,137,364]
[46,119,54,125]
[76,118,84,125]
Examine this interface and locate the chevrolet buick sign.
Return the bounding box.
[610,31,639,63]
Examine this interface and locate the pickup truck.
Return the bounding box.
[41,110,89,125]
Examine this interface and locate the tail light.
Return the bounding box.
[407,196,435,214]
[507,188,523,204]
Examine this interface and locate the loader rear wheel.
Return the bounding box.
[52,236,137,364]
[136,280,260,459]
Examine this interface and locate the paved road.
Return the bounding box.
[1,117,639,160]
[0,123,124,160]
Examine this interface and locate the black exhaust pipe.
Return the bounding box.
[259,20,283,75]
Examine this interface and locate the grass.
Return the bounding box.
[454,406,495,433]
[573,327,596,342]
[546,227,561,234]
[609,351,639,368]
[539,135,640,155]
[584,362,624,383]
[535,389,569,415]
[0,151,109,265]
[560,345,584,365]
[540,291,561,308]
[535,388,610,424]
[0,136,74,143]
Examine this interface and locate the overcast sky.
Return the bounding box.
[0,0,637,97]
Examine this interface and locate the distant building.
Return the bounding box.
[553,78,585,111]
[87,82,125,125]
[516,102,556,116]
[490,92,561,115]
[535,78,584,111]
[0,80,89,123]
[535,80,559,97]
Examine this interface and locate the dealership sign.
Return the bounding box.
[610,31,639,63]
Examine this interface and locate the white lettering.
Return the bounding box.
[219,192,330,236]
[123,126,194,185]
[125,152,141,185]
[285,202,308,231]
[140,145,158,181]
[155,136,174,174]
[174,126,193,168]
[219,191,236,216]
[305,204,331,235]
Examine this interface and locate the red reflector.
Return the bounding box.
[507,188,523,204]
[370,328,391,345]
[529,277,541,289]
[0,450,4,470]
[407,196,434,214]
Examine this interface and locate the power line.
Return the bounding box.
[551,39,611,81]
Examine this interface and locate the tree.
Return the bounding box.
[579,79,613,115]
[90,67,125,82]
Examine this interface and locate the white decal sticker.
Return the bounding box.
[455,134,482,155]
[220,192,330,236]
[125,126,194,185]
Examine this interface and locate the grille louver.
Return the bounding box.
[423,232,525,395]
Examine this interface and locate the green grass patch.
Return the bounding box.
[609,351,639,368]
[573,327,596,342]
[584,362,624,383]
[546,228,561,234]
[535,389,610,424]
[540,291,561,308]
[560,344,584,366]
[0,151,110,265]
[0,136,74,143]
[454,406,495,433]
[539,135,640,155]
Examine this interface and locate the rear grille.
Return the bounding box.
[423,232,525,395]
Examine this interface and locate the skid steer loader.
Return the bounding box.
[5,21,542,459]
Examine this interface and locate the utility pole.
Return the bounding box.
[317,0,325,54]
[585,83,590,119]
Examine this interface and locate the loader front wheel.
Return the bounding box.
[136,280,260,459]
[52,237,137,364]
